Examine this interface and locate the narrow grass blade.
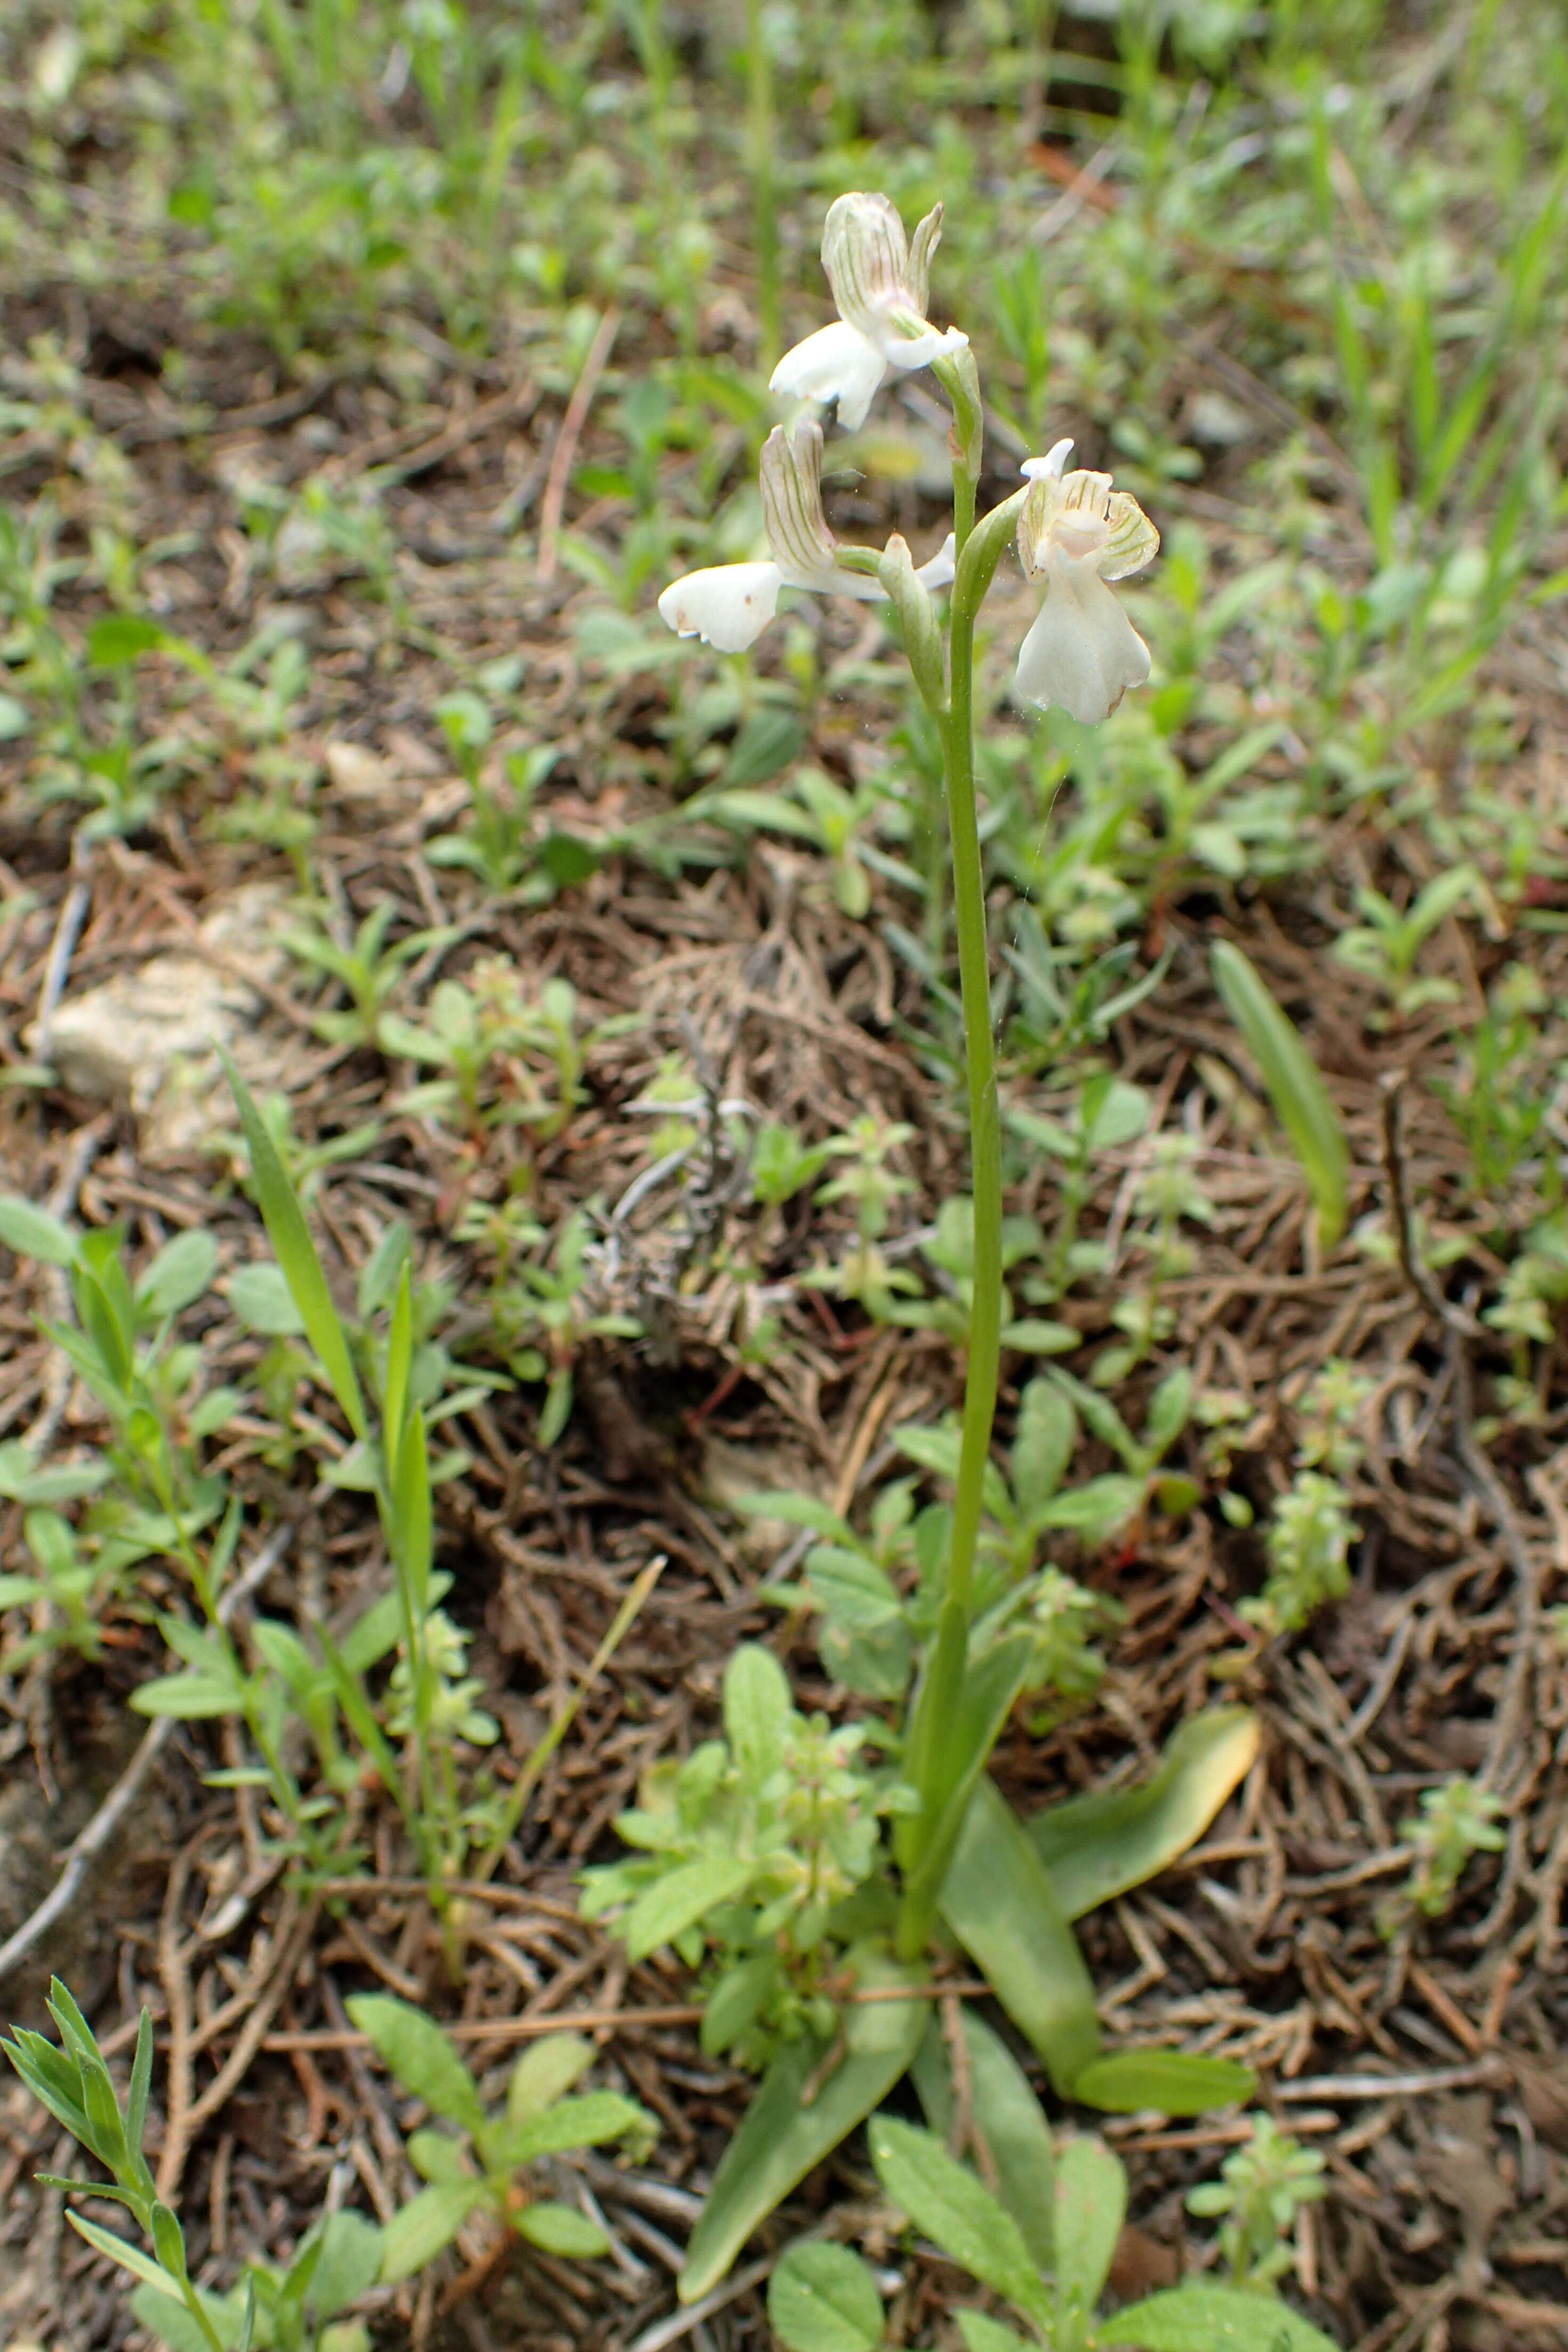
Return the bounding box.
[220,1051,368,1440]
[1209,944,1348,1251]
[475,1553,666,1880]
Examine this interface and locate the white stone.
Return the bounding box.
[34,883,291,1159]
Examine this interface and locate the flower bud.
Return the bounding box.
[878,533,945,709]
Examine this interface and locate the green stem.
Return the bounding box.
[176,2269,229,2352]
[936,599,1004,1625]
[952,470,976,558]
[894,505,1009,1964]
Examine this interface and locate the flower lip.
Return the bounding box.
[657,561,783,654]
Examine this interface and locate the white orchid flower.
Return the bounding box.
[769,192,969,432]
[1013,440,1159,725]
[658,420,956,654]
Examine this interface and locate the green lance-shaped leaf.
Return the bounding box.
[514,2202,611,2256]
[957,2316,1031,2352]
[219,1051,368,1441]
[130,2281,246,2352]
[770,2242,886,2352]
[0,1194,77,1266]
[507,2034,596,2125]
[1072,2050,1255,2117]
[345,1995,485,2137]
[1209,943,1348,1251]
[940,1775,1101,2098]
[388,1402,433,1620]
[67,2212,186,2298]
[623,1852,757,1964]
[868,2117,1049,2332]
[1100,2283,1342,2352]
[299,2210,383,2318]
[678,1959,930,2305]
[378,2181,489,2284]
[1029,1707,1260,1920]
[1052,2136,1126,2352]
[480,2089,652,2171]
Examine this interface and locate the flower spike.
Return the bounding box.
[770,192,968,432]
[1013,441,1159,724]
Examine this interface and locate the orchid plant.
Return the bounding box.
[636,190,1251,2305]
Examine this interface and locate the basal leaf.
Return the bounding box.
[679,1962,929,2305]
[1029,1709,1260,1920]
[940,1776,1101,2097]
[961,2012,1056,2276]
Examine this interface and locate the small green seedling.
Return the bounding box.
[346,1998,654,2280]
[282,899,451,1050]
[580,1644,916,2067]
[1294,1362,1373,1478]
[381,966,598,1140]
[806,1117,919,1310]
[769,2051,1336,2352]
[1396,1777,1507,1920]
[492,1205,641,1447]
[1331,866,1483,1022]
[1244,1472,1359,1639]
[888,1197,1076,1359]
[131,2212,383,2352]
[1186,2112,1327,2291]
[3,1981,265,2352]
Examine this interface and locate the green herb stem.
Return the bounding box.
[936,592,1004,1627]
